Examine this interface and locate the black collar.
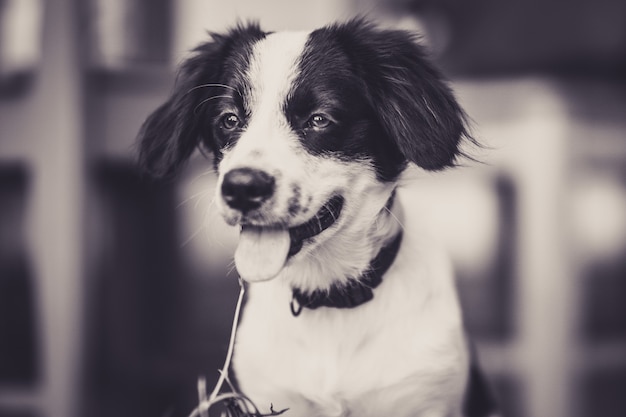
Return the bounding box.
[290,232,403,316]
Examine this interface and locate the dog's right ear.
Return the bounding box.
[137,42,223,179]
[137,23,265,178]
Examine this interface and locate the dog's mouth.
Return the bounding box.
[288,195,344,256]
[234,195,344,282]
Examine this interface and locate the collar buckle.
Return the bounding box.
[290,295,303,317]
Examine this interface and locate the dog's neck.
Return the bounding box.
[279,188,404,296]
[289,230,402,315]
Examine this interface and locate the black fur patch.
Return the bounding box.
[287,19,470,180]
[136,23,267,178]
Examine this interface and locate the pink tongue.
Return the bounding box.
[234,225,291,282]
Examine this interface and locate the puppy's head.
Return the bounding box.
[137,19,470,284]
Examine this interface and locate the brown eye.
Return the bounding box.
[221,113,240,130]
[306,114,331,129]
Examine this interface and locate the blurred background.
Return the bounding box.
[1,0,625,416]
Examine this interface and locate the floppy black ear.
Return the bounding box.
[338,20,470,171]
[136,23,266,178]
[137,43,222,178]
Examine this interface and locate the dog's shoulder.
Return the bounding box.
[390,186,462,309]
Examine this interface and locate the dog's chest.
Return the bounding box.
[233,263,468,417]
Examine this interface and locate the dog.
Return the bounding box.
[137,18,497,417]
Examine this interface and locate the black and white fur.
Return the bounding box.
[137,19,496,417]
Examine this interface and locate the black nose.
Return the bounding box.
[221,168,275,212]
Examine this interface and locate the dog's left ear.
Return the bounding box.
[341,20,470,170]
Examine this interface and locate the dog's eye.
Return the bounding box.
[306,114,331,130]
[220,113,240,130]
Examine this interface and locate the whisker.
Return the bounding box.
[201,194,217,212]
[197,145,211,161]
[226,260,238,277]
[190,169,217,186]
[384,206,406,231]
[177,189,210,209]
[327,203,339,223]
[315,212,323,232]
[181,224,207,248]
[180,200,214,248]
[194,95,232,114]
[179,188,221,248]
[186,83,238,95]
[204,196,235,251]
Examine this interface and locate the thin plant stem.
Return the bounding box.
[209,279,246,401]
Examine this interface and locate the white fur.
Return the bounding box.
[234,189,469,417]
[213,32,470,417]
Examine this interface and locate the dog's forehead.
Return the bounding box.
[244,31,311,110]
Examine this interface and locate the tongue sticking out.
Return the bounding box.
[234,225,291,282]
